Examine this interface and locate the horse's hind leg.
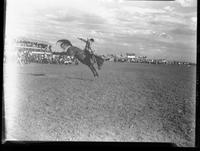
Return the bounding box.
[89,65,97,77]
[91,65,99,77]
[94,68,99,77]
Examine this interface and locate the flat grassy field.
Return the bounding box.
[4,62,196,146]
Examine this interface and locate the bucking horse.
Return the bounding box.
[56,39,104,77]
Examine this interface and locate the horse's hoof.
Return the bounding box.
[94,75,98,78]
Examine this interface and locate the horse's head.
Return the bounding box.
[57,39,74,55]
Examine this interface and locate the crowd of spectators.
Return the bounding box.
[17,50,78,65]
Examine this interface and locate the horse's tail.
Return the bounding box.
[94,55,104,70]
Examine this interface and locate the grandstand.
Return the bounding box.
[14,37,52,54]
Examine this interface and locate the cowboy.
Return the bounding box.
[77,37,96,63]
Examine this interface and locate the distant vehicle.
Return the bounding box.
[118,58,127,62]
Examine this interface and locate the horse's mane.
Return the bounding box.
[57,39,73,50]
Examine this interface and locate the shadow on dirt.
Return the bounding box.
[27,73,46,76]
[21,73,94,81]
[65,75,94,81]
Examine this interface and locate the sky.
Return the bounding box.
[5,0,197,62]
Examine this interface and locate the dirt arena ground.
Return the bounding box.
[4,62,196,146]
